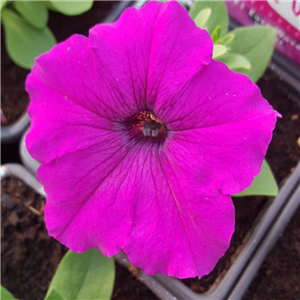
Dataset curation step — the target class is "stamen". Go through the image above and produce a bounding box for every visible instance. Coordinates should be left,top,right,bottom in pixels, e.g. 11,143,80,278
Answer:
125,111,167,144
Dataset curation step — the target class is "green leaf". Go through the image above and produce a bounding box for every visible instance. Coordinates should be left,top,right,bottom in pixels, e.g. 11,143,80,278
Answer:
1,0,9,10
14,1,48,29
190,0,229,38
45,1,58,11
219,32,235,45
1,8,56,69
233,160,278,197
218,53,251,70
213,44,227,58
227,26,277,82
45,249,115,300
46,289,65,300
194,8,212,29
211,25,221,43
49,0,93,16
1,286,16,300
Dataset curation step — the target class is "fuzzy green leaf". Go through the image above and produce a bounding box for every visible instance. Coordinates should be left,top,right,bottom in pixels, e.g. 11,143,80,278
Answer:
1,8,56,69
1,0,9,10
219,32,235,45
233,160,278,197
190,0,228,38
14,1,48,29
1,286,16,300
227,26,277,82
218,53,251,70
211,25,221,43
46,289,65,300
45,249,115,300
49,0,93,16
45,1,57,11
194,8,212,29
213,44,227,58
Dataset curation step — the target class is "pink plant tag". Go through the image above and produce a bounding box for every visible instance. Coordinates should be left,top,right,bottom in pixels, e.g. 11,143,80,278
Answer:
226,0,300,65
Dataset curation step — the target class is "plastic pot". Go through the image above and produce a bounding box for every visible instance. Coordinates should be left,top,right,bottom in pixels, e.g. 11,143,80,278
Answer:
0,163,45,196
1,113,30,144
229,173,300,299
20,129,41,176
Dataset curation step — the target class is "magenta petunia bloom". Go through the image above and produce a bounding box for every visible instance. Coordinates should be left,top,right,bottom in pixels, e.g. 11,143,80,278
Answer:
26,1,278,278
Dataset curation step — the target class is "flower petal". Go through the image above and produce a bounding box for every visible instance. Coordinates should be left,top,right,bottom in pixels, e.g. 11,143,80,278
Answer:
25,1,277,280
26,34,120,164
124,147,235,278
156,61,278,194
89,1,212,111
165,112,276,196
41,137,139,256
41,140,234,278
27,1,213,164
156,60,277,130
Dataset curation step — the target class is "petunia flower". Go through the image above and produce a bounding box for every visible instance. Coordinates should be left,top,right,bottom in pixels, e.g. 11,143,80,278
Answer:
26,1,278,278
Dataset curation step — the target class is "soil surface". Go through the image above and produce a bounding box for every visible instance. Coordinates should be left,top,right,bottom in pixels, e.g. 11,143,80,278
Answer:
243,206,300,300
183,69,300,294
1,1,117,126
1,177,67,300
1,37,29,126
259,70,300,183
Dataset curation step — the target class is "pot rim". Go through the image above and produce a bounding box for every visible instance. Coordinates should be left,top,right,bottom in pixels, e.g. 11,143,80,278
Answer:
1,113,30,144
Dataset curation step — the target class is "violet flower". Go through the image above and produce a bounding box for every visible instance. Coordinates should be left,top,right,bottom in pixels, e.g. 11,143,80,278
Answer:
26,1,278,278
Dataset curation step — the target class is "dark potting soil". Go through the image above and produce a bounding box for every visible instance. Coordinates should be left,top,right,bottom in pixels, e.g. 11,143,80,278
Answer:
1,1,117,126
1,36,29,126
183,69,300,294
1,177,67,300
1,176,160,300
112,264,159,300
243,206,300,300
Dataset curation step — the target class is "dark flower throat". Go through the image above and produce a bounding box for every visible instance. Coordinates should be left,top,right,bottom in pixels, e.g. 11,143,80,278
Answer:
125,111,167,144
